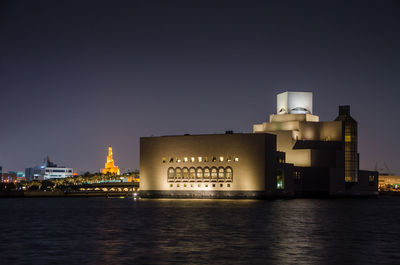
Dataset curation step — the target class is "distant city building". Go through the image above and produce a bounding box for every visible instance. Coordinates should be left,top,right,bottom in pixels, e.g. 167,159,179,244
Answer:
7,171,26,182
1,172,18,183
101,146,120,175
140,91,378,198
25,157,73,181
378,174,400,190
0,169,26,183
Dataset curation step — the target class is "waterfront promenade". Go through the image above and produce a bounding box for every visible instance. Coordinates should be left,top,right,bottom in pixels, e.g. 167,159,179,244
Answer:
0,182,139,197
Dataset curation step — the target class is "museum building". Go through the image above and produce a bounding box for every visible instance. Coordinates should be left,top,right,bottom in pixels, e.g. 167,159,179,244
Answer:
140,91,378,198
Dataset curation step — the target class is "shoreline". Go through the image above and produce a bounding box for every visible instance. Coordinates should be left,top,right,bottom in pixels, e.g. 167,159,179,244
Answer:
0,191,136,198
0,190,395,198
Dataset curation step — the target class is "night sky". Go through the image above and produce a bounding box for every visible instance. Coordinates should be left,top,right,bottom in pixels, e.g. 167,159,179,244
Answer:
1,0,399,174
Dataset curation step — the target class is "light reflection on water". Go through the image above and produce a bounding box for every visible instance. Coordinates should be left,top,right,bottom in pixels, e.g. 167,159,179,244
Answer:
1,197,400,264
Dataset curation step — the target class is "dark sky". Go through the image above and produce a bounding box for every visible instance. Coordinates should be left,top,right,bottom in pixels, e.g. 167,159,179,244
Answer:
1,0,399,174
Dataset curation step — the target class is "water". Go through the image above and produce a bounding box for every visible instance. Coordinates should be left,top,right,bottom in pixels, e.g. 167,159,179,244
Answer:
1,197,400,265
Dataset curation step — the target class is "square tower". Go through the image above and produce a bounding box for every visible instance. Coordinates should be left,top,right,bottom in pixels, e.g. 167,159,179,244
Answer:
277,91,313,115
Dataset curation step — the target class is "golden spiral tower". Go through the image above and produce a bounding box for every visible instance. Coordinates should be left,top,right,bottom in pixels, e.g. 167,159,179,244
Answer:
101,145,120,175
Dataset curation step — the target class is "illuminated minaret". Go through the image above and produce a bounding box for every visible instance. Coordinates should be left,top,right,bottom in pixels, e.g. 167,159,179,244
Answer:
101,145,120,175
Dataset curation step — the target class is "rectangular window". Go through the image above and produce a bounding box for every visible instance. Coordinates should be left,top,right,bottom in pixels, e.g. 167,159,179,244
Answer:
177,184,180,187
212,157,216,162
184,157,188,162
169,158,174,163
184,184,187,187
204,157,209,162
368,175,375,182
170,184,173,187
205,184,208,187
212,184,216,187
294,171,301,181
234,157,239,162
198,184,201,187
227,184,230,187
191,157,195,162
162,157,166,163
191,184,194,188
219,156,224,162
220,184,223,187
198,157,203,162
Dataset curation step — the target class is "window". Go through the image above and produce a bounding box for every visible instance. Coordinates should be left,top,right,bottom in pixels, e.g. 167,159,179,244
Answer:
182,167,189,180
196,168,203,180
162,157,166,163
220,184,223,187
177,184,180,187
191,157,195,162
204,167,210,180
177,158,181,163
204,157,209,162
277,170,284,190
369,175,375,186
227,184,230,187
234,157,239,162
369,175,375,182
294,171,301,181
184,184,187,187
167,167,175,181
175,168,182,180
169,158,174,163
212,157,217,162
212,184,216,187
189,167,196,180
218,167,225,181
211,167,218,180
184,157,188,162
198,184,201,187
198,157,203,162
205,184,208,187
227,156,232,162
170,184,173,187
219,156,224,162
191,184,194,188
226,167,233,181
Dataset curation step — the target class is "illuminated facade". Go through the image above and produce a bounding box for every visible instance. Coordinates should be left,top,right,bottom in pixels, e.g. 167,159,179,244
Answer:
25,157,73,181
378,174,400,190
254,91,377,196
102,146,120,175
140,133,293,198
140,91,378,198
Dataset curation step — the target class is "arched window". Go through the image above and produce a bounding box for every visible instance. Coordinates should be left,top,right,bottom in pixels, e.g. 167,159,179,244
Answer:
211,167,218,181
226,167,233,181
182,167,189,181
196,167,203,180
218,167,225,181
175,168,182,181
204,167,210,181
167,167,175,181
189,167,196,181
